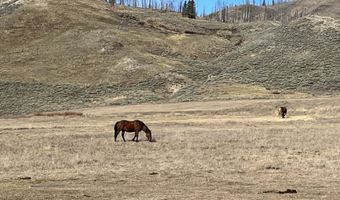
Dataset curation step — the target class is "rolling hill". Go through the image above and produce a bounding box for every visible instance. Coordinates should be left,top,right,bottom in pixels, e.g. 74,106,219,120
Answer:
0,0,339,115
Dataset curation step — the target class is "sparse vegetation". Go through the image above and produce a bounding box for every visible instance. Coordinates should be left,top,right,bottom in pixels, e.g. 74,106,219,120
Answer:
0,0,339,116
1,97,340,199
0,0,340,199
208,0,339,23
33,111,84,117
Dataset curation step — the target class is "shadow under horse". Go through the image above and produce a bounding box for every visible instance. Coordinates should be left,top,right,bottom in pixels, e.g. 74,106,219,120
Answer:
113,120,152,142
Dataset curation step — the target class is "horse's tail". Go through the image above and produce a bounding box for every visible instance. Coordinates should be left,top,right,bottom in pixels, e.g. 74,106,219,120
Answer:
114,122,118,132
113,122,119,141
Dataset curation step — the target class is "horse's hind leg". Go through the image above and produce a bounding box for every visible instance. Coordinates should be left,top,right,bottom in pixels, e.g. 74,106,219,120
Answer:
122,131,126,142
114,130,119,142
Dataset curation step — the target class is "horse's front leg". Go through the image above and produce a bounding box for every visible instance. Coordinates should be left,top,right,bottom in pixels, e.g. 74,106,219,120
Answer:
134,131,139,142
122,131,126,142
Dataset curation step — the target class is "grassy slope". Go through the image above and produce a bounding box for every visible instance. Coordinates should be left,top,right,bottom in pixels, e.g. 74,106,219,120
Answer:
279,0,340,19
0,0,339,115
0,0,239,85
210,16,340,92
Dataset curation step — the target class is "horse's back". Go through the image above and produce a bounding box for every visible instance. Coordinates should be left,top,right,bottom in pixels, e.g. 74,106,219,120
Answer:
279,107,287,113
115,120,129,129
116,120,132,126
116,119,142,124
133,119,146,125
115,120,145,132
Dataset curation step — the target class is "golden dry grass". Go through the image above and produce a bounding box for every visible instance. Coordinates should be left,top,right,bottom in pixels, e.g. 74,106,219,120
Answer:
1,96,340,199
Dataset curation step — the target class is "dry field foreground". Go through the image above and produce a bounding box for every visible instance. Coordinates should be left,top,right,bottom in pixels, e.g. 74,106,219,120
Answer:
1,96,340,199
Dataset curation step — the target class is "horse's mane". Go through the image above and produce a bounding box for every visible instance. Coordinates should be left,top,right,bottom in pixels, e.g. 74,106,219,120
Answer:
136,120,151,132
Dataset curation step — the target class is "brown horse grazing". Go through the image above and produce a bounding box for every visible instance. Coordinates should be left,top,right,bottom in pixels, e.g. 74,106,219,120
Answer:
278,107,287,118
113,120,152,142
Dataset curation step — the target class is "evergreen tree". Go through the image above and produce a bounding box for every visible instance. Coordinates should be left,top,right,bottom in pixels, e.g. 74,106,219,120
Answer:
187,0,196,19
182,1,188,17
192,0,196,18
187,0,192,18
108,0,115,7
262,0,266,6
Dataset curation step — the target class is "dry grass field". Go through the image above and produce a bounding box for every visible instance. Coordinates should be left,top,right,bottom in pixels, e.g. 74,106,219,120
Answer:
1,1,339,199
1,95,340,199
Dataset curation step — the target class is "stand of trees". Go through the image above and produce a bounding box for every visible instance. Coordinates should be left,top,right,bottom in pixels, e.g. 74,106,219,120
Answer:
104,0,198,17
104,0,306,24
206,0,305,24
105,0,181,12
181,0,196,19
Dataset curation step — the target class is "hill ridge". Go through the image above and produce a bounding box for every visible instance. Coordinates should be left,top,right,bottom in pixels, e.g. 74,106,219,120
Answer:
0,0,339,115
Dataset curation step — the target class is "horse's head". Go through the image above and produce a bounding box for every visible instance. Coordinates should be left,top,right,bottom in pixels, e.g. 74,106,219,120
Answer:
140,121,153,142
145,129,152,142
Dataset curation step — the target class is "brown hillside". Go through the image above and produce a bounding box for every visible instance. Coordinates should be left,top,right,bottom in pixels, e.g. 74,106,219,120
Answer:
0,0,339,116
281,0,340,19
209,0,340,23
0,0,241,85
0,0,243,115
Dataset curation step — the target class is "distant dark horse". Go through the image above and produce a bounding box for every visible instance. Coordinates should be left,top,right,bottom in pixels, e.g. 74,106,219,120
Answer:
113,120,152,142
278,107,287,118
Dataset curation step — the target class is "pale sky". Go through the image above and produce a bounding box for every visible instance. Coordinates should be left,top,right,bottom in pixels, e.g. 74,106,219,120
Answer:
187,0,267,15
